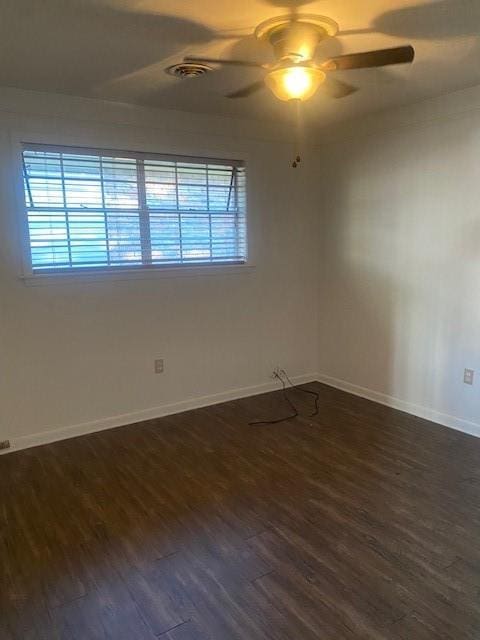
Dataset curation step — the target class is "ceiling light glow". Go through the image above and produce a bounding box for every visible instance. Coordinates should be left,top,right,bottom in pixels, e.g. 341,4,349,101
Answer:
265,64,325,101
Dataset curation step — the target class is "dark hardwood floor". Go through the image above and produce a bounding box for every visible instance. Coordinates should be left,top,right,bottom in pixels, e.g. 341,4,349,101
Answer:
1,382,480,639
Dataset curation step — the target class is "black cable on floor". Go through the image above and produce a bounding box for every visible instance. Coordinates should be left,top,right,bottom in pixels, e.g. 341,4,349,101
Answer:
248,370,320,426
280,368,319,417
248,373,298,426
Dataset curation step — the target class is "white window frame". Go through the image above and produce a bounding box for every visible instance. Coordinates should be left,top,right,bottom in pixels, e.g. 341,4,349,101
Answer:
11,133,254,285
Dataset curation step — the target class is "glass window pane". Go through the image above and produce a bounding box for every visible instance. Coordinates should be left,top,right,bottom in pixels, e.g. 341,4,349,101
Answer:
23,147,246,272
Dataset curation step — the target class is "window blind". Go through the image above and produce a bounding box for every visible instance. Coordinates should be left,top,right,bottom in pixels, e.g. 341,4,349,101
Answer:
22,144,247,274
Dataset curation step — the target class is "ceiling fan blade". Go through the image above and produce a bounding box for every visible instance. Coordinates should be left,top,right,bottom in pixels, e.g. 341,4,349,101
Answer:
184,56,263,68
226,80,266,99
322,77,358,99
323,45,415,71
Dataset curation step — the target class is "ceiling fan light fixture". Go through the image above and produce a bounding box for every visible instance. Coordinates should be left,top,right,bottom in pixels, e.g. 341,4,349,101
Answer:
265,64,325,102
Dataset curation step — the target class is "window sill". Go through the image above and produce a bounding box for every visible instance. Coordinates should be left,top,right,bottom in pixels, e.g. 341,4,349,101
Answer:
21,263,256,286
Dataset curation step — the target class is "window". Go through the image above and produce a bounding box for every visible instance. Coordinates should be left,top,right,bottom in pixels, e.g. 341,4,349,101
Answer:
21,143,247,274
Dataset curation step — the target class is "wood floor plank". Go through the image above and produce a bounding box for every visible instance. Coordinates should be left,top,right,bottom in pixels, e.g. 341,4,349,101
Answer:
164,620,210,640
2,383,480,639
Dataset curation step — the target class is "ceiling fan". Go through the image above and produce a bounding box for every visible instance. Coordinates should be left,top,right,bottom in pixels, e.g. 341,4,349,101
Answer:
180,14,415,102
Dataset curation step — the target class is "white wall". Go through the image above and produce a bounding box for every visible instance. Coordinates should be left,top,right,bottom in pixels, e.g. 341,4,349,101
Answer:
0,88,318,449
4,82,480,452
316,85,480,435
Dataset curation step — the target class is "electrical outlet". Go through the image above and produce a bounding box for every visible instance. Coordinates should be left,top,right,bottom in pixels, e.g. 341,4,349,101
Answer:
464,368,474,385
154,359,164,374
0,440,11,450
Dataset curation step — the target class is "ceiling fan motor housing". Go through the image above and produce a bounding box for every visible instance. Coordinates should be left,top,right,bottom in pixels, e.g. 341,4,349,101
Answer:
255,15,339,62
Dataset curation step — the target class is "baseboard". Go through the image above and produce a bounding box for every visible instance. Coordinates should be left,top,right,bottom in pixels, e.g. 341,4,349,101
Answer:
5,372,478,455
317,372,480,439
2,373,318,455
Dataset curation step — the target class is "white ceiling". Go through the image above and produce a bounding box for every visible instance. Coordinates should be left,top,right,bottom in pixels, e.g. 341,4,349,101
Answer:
1,0,480,127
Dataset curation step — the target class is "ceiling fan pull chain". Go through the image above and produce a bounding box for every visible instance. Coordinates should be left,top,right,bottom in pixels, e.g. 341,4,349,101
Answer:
292,99,303,168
